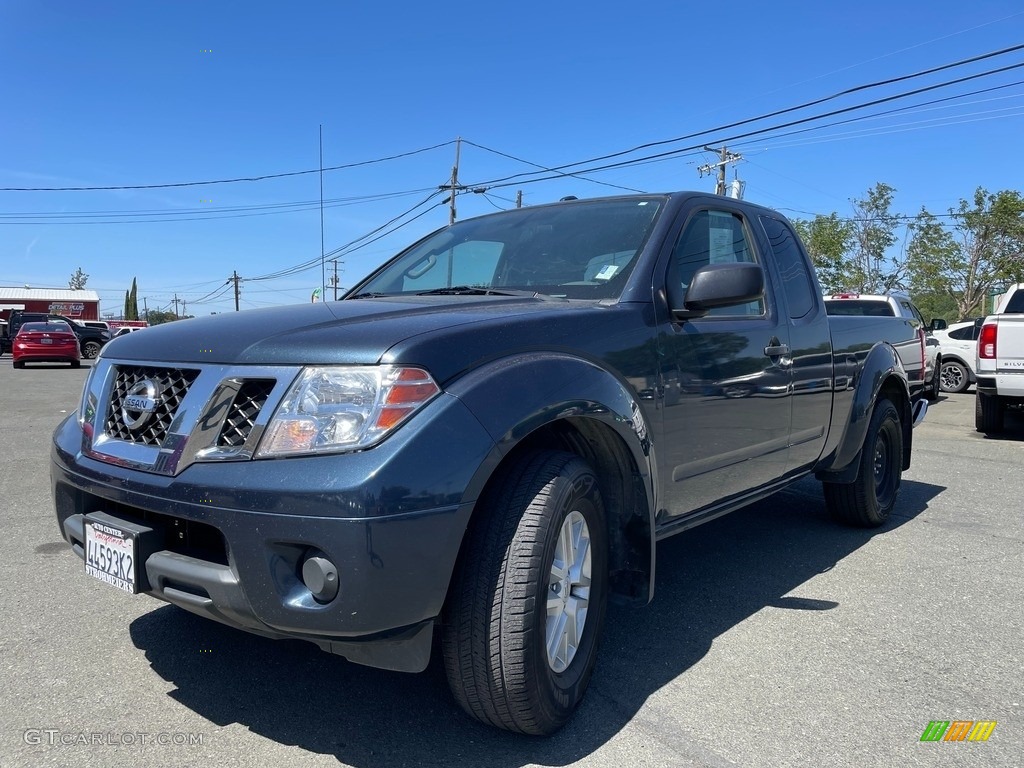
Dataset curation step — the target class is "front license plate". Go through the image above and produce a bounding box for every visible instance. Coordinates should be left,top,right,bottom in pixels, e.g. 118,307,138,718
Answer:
84,518,138,593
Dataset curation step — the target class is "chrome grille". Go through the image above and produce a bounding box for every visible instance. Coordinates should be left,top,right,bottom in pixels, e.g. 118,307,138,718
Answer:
105,366,200,446
217,379,276,447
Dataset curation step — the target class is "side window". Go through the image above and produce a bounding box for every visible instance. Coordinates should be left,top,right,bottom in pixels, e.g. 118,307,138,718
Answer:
899,300,921,325
950,325,982,341
759,216,817,319
672,209,763,316
1004,290,1024,313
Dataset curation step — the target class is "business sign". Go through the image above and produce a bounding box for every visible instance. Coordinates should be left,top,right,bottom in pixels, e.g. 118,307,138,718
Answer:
49,302,86,317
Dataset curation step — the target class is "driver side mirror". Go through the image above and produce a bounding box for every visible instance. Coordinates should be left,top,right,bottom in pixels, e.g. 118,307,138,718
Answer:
672,262,765,321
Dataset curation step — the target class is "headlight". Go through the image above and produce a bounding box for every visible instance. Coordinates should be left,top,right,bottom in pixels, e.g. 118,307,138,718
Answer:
78,366,98,429
257,365,441,457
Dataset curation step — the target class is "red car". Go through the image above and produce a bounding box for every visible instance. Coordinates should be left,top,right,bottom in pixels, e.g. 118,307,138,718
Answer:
12,321,81,369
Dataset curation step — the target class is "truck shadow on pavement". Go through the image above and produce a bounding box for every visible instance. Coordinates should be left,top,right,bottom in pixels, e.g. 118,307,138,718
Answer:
129,476,942,767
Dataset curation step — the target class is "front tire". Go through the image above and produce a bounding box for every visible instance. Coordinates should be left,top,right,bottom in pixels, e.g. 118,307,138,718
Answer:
975,392,1004,434
823,397,903,527
442,450,609,735
940,360,969,394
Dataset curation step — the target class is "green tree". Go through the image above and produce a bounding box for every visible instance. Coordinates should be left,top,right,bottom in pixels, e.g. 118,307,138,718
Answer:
128,278,139,320
68,267,89,289
792,213,855,292
849,183,903,293
907,188,1024,320
123,278,139,320
145,309,178,326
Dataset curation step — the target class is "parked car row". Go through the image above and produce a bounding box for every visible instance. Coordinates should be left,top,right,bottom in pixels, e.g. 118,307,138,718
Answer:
1,310,111,359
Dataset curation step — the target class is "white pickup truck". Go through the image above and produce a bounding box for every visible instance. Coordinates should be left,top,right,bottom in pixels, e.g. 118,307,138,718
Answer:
975,283,1024,434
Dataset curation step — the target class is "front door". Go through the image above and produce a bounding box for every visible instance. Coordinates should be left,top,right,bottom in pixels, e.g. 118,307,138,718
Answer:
655,205,793,520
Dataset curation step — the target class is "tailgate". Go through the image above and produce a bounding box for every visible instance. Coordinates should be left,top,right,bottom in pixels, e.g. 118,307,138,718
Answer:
996,315,1024,370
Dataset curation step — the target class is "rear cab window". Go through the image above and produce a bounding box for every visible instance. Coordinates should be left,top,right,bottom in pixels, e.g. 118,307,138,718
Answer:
824,299,895,317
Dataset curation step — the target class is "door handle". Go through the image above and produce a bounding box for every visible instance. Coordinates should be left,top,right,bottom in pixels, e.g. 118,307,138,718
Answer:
764,343,791,357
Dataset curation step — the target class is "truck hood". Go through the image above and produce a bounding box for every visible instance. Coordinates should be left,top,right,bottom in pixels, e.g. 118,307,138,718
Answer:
101,296,621,379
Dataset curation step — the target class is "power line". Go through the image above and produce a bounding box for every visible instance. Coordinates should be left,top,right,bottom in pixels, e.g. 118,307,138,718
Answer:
460,139,645,193
245,189,446,282
464,43,1024,189
0,188,438,219
0,141,456,192
729,79,1024,152
473,59,1024,192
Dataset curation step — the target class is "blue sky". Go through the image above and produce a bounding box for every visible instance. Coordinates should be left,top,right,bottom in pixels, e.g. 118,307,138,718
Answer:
2,1,1023,317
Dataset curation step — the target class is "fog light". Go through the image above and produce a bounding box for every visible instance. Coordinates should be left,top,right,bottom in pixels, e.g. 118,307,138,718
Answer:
301,553,339,603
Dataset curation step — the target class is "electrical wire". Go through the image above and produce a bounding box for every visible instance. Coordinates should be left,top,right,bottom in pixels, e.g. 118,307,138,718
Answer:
465,44,1024,189
728,79,1024,152
473,60,1024,192
244,189,446,282
460,140,645,193
0,141,456,192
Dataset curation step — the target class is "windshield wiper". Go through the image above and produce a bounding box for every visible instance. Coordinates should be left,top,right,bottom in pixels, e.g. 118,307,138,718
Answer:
347,291,392,299
416,286,549,298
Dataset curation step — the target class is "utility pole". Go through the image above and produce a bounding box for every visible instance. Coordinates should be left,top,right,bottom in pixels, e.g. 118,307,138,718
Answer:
329,259,343,300
697,146,742,196
232,270,241,312
449,137,461,225
143,297,148,322
319,124,326,302
172,295,180,319
516,190,522,209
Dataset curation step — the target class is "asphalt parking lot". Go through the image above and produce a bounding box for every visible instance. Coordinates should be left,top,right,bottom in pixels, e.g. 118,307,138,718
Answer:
0,358,1021,767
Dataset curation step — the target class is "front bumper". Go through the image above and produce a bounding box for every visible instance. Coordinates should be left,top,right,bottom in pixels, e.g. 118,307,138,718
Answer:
51,391,496,672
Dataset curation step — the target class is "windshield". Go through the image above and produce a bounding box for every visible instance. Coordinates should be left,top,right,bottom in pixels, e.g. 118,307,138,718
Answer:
351,197,663,300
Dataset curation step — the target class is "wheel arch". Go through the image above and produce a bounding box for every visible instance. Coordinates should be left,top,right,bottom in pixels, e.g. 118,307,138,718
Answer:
448,353,656,605
817,343,912,483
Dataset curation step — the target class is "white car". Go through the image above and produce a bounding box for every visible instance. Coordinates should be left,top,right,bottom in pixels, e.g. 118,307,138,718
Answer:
932,320,981,393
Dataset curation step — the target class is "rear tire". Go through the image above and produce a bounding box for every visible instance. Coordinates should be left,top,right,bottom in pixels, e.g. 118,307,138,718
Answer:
975,392,1004,434
82,341,101,359
823,397,903,527
925,360,941,401
13,360,24,369
71,360,81,368
442,450,608,735
939,360,969,394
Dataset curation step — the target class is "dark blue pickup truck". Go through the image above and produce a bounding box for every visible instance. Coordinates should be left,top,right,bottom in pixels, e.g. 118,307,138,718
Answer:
51,192,926,735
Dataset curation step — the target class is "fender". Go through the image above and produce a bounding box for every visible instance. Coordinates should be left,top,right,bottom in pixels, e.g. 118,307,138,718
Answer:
815,341,911,483
445,352,657,603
